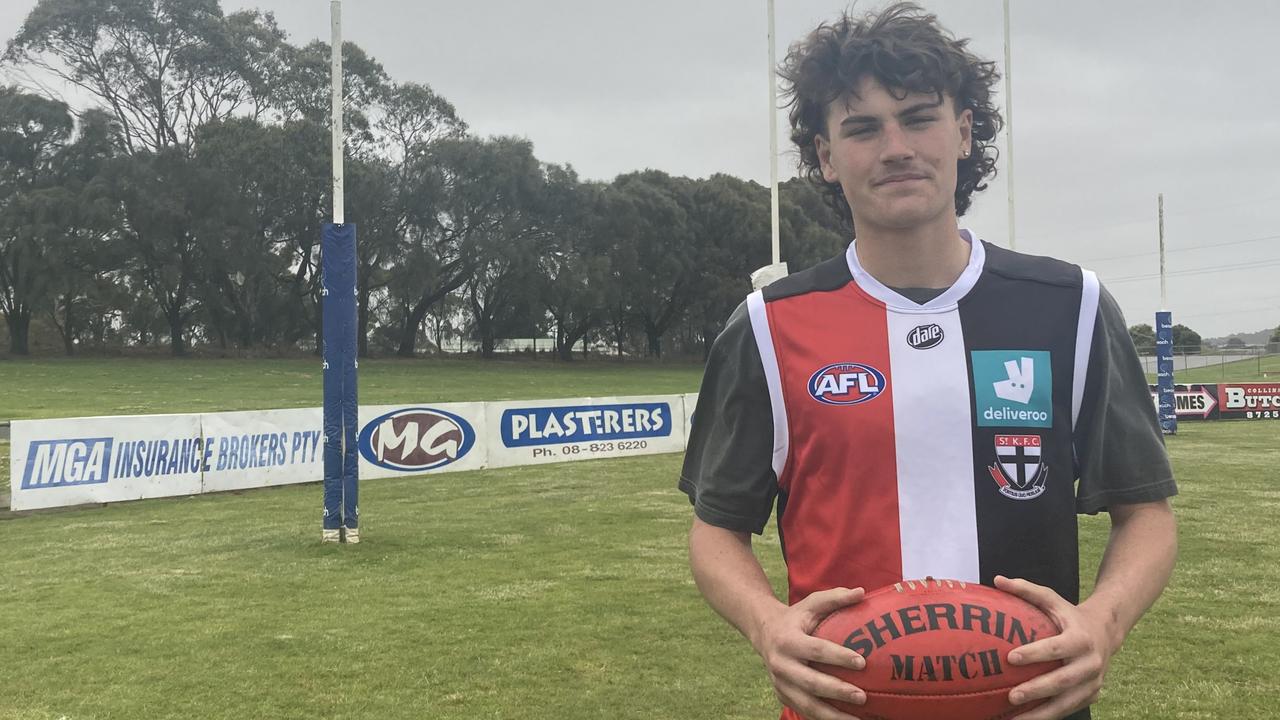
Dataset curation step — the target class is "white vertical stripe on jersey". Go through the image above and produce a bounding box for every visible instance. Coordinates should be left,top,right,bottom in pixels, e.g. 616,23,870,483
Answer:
747,291,789,479
887,309,981,582
1072,270,1101,431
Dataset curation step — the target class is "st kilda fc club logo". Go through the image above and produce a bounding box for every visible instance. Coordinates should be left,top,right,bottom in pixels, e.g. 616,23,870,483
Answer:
988,434,1048,500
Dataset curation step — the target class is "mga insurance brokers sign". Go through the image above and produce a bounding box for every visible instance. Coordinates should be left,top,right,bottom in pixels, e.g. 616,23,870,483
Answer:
8,394,695,512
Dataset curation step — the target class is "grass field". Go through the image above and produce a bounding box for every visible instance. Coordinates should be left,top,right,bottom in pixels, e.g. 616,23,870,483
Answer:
1146,353,1280,384
0,356,705,421
2,359,1278,719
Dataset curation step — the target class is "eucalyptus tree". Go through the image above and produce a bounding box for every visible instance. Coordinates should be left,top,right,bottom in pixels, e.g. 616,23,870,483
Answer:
0,87,73,354
388,136,546,357
537,172,609,361
606,170,699,359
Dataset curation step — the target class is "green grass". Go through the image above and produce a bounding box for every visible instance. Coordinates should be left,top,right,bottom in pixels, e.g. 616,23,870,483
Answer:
0,357,705,421
1,420,1277,718
2,360,1277,717
1145,354,1280,384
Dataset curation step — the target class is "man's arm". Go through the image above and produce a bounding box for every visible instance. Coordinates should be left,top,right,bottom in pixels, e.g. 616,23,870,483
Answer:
998,497,1177,720
689,517,867,720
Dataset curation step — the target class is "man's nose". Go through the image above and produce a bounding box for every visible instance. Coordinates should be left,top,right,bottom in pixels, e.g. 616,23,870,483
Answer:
880,122,914,163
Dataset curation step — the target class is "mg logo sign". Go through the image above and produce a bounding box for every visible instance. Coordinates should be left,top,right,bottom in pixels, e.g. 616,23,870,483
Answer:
358,408,476,471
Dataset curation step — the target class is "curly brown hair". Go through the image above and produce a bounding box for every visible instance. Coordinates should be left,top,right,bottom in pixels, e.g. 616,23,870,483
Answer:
779,2,1003,227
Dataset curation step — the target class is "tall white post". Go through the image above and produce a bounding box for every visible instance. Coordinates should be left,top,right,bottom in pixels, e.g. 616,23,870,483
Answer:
331,1,344,225
768,0,780,265
1003,0,1016,251
1158,193,1166,309
750,0,789,290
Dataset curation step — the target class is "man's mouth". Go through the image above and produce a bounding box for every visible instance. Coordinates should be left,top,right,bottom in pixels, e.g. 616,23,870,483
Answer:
875,173,928,186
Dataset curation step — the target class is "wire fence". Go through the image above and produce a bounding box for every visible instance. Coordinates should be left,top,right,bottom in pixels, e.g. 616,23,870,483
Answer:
1138,348,1279,381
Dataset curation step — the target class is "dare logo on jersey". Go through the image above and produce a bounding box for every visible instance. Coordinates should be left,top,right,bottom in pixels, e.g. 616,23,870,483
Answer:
906,323,944,350
808,362,887,406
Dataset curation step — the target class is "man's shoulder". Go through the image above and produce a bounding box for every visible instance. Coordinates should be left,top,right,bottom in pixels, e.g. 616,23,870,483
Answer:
761,254,853,303
981,240,1084,289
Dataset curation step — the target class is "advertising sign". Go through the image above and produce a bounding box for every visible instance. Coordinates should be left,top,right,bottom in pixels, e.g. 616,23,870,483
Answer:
200,408,325,493
1155,311,1176,434
10,414,204,511
9,395,695,512
356,403,488,479
1147,383,1280,421
1217,383,1280,420
485,395,687,469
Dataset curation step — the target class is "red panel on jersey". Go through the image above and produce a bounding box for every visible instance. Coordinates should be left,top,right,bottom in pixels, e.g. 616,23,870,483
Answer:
766,282,903,603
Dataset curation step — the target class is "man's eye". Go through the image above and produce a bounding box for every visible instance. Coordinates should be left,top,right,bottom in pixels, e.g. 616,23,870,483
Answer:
847,126,876,137
906,116,936,126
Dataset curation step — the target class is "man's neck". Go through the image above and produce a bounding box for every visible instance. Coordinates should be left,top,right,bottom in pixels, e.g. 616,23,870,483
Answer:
852,213,971,289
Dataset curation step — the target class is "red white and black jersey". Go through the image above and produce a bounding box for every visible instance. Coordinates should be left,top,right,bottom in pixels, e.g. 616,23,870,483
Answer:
680,234,1175,711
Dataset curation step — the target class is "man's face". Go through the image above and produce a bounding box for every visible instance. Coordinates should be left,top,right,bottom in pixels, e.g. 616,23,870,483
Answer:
816,76,973,232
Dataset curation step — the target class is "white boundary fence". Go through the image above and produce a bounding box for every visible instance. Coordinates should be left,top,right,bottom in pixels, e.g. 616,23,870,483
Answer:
8,394,696,512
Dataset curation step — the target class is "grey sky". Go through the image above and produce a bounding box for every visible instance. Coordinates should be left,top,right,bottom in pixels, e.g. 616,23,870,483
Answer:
3,0,1278,338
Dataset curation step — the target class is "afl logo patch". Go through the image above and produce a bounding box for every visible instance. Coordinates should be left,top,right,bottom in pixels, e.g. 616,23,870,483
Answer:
907,323,944,349
808,362,887,406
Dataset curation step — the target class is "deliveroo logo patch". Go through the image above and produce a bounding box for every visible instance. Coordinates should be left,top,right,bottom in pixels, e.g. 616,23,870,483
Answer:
972,350,1053,428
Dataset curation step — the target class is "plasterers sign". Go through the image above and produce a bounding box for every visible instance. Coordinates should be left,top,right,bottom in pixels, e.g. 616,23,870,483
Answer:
485,395,687,468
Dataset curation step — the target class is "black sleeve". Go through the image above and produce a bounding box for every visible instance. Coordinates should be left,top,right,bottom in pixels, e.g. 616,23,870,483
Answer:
1074,285,1178,514
678,300,779,534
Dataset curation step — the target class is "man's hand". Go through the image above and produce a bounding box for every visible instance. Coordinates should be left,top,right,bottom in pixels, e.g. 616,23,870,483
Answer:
995,575,1115,720
752,586,869,720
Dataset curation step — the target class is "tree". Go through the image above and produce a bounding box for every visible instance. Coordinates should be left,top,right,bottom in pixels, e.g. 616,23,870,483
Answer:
779,177,850,270
685,174,769,359
0,87,73,354
6,0,288,154
189,117,307,350
39,109,120,355
109,148,211,354
1128,323,1155,354
6,0,299,354
607,171,698,358
536,169,608,361
1171,324,1201,355
386,136,545,357
1269,325,1280,354
464,230,546,359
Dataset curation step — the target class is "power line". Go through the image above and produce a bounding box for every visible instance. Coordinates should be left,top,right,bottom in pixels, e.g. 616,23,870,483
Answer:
1104,256,1280,284
1079,233,1280,265
1177,300,1280,321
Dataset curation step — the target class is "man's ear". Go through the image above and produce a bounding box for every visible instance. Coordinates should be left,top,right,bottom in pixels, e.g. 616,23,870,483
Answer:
816,134,839,183
958,108,974,155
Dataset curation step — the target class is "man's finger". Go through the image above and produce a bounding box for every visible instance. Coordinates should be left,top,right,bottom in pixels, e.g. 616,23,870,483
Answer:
798,586,866,618
799,634,867,670
777,655,867,705
994,576,1070,617
775,677,864,720
1008,630,1084,665
1010,685,1092,720
1008,662,1094,706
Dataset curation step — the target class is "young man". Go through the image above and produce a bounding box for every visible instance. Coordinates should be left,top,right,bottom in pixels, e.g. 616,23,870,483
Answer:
679,4,1177,720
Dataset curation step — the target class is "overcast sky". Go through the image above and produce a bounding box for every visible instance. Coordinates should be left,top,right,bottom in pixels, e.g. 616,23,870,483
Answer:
3,0,1278,338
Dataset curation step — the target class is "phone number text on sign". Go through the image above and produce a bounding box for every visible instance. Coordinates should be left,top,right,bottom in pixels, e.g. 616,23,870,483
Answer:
531,440,651,460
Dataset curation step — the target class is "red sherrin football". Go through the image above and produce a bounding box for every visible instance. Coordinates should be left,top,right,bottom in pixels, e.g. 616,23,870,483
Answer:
813,578,1062,720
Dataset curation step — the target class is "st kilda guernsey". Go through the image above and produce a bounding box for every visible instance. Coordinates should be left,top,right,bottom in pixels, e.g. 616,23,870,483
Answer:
681,232,1176,610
